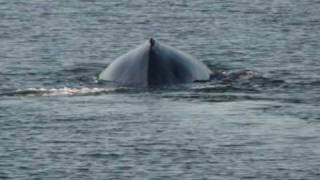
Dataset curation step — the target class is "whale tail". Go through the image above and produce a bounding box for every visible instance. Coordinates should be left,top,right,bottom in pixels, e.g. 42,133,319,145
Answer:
99,39,212,87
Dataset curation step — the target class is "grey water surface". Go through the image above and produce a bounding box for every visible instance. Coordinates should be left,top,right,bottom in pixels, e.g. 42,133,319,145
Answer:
1,0,320,179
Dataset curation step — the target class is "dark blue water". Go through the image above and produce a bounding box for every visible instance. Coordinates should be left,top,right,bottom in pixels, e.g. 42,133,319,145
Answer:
1,0,320,179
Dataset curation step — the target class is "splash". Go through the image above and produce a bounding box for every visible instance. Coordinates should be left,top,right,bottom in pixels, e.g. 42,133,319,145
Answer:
12,87,118,97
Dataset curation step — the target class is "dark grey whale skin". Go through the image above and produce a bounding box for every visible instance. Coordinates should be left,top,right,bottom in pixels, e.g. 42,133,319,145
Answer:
99,38,212,87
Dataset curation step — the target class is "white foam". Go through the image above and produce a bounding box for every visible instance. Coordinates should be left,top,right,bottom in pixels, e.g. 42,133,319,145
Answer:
15,87,116,96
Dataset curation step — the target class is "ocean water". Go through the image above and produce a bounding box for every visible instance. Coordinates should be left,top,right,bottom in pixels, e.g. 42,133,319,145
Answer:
1,0,320,179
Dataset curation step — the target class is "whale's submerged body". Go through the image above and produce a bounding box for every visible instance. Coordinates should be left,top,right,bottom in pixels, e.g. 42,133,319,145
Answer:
99,38,212,87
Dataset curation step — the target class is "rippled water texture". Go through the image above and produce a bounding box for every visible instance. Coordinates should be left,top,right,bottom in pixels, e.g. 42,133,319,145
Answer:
1,0,320,179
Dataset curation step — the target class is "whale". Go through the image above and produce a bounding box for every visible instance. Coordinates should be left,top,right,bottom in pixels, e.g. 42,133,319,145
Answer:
99,38,212,87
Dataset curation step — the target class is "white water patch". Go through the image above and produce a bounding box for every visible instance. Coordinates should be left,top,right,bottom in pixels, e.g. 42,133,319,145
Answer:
14,87,117,96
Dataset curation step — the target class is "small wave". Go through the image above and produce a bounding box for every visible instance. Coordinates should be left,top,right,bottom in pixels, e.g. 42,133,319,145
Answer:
3,87,119,97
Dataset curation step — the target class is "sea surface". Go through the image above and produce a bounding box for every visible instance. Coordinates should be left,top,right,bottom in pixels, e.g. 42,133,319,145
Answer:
1,0,320,179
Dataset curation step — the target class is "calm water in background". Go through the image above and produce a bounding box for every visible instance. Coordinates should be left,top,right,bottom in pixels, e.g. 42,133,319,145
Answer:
1,0,320,179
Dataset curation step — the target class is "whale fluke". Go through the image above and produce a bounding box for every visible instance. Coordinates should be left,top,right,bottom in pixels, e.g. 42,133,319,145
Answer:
99,39,212,87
